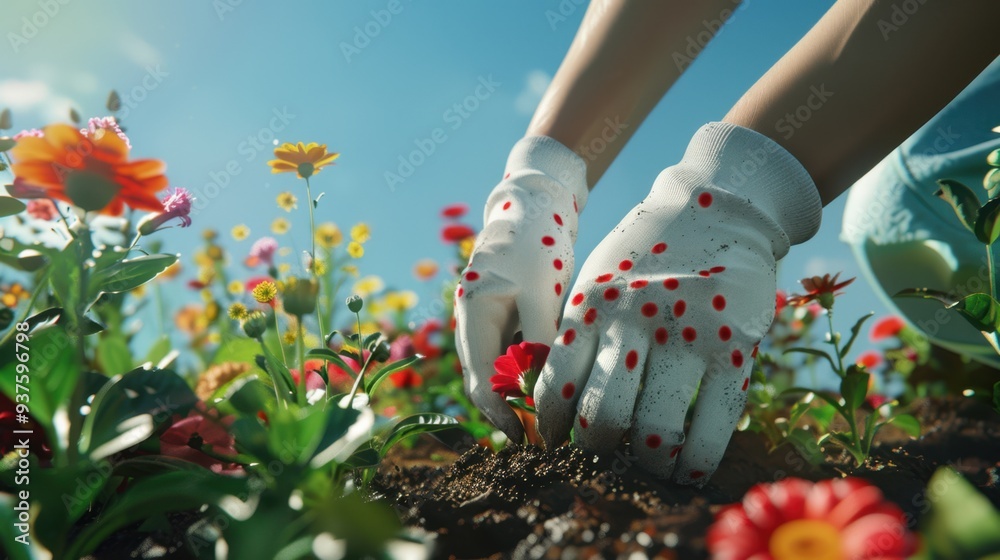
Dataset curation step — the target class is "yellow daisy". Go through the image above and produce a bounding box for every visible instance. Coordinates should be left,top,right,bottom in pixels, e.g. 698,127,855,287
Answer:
352,275,384,297
227,280,244,295
347,241,364,259
350,223,371,243
232,224,250,241
277,192,298,212
252,280,277,304
341,264,359,277
316,222,343,248
268,142,339,179
228,302,249,320
272,217,291,235
459,237,475,260
383,290,418,312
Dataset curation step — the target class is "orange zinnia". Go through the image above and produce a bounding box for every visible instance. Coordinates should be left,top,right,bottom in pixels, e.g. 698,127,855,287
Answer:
267,142,339,179
9,124,167,216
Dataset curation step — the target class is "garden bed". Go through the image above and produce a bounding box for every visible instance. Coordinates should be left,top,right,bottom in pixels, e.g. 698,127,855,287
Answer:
373,396,1000,559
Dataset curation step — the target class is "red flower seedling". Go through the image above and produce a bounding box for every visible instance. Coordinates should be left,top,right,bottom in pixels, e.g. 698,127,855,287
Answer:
490,341,550,407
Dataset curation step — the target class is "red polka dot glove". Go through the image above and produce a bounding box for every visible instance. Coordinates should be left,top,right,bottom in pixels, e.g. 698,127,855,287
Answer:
455,136,589,442
534,123,822,485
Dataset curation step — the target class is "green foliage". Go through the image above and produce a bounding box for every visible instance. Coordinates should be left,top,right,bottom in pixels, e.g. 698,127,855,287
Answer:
913,468,1000,559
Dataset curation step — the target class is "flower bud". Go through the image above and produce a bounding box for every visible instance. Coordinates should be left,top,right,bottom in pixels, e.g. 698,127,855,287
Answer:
283,276,318,317
243,311,268,339
346,295,363,313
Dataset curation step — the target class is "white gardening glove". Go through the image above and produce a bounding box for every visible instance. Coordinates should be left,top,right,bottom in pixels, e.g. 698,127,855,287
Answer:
455,136,589,442
535,123,822,485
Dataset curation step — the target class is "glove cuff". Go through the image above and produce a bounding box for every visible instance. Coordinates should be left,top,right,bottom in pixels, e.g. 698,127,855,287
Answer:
680,122,822,246
499,136,590,212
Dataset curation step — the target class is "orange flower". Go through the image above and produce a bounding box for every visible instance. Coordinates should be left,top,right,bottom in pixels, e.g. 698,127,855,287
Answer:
9,124,167,215
267,142,339,179
413,259,439,281
787,273,855,310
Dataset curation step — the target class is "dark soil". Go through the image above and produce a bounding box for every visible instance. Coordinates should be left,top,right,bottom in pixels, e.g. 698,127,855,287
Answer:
76,397,1000,559
371,397,1000,559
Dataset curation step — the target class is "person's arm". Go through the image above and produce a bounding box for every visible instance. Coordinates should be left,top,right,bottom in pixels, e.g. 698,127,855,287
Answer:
528,0,745,187
724,0,1000,205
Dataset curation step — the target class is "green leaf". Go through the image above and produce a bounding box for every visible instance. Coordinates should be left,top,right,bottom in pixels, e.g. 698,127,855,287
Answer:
935,179,981,232
96,334,132,375
64,170,121,212
993,381,1000,414
142,335,172,366
310,406,368,468
887,413,921,437
106,90,122,112
893,287,958,306
305,347,358,381
918,467,1000,558
0,494,39,560
80,367,198,460
48,239,83,317
379,413,458,455
975,197,1000,245
988,148,1000,168
780,388,846,414
806,401,838,432
211,375,275,416
90,253,178,298
784,346,838,372
365,355,421,395
0,325,77,460
0,109,11,130
986,168,1000,195
0,137,14,152
267,406,329,466
260,344,295,402
840,371,870,411
950,293,1000,333
0,196,26,218
112,455,207,478
63,470,248,560
785,427,824,465
840,312,875,359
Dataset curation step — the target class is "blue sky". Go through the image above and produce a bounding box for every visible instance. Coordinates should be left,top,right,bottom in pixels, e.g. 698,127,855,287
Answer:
0,0,892,376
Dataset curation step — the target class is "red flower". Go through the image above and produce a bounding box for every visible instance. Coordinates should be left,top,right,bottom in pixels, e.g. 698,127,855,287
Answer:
775,290,787,316
856,350,882,370
441,223,475,244
708,477,916,560
490,341,550,406
412,320,442,359
26,199,58,221
290,359,329,391
870,316,905,341
159,410,240,474
787,273,855,310
440,203,468,219
390,368,423,389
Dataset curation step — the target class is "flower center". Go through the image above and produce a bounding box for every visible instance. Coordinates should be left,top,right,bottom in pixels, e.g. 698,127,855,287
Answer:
770,519,842,560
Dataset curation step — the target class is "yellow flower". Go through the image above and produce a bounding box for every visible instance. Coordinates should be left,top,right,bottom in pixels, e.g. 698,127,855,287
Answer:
232,225,250,241
309,258,328,275
160,261,182,279
347,241,364,259
383,290,418,312
228,280,244,295
350,223,371,243
278,263,291,275
272,217,291,235
413,259,438,281
353,275,384,297
302,333,320,348
175,304,209,335
130,284,146,299
316,222,343,248
206,245,224,262
1,283,28,308
197,267,215,285
202,229,218,241
229,302,249,320
268,142,339,179
282,329,298,345
277,192,298,212
252,280,277,304
341,264,359,277
193,250,213,268
459,237,475,260
205,301,220,322
200,289,214,303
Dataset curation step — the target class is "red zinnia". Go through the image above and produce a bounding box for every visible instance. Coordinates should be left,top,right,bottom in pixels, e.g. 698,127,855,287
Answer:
870,316,905,341
856,350,882,370
708,477,917,560
787,273,855,310
159,410,240,474
441,223,476,244
390,368,424,389
490,341,550,406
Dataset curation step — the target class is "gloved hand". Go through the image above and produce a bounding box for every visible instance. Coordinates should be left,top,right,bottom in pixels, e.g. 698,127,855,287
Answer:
455,136,589,442
534,122,822,485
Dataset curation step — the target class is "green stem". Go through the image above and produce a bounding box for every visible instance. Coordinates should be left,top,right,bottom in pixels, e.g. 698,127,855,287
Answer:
273,311,287,364
827,310,846,377
67,227,93,465
0,269,49,349
296,316,306,406
988,242,999,306
304,177,325,340
344,312,367,407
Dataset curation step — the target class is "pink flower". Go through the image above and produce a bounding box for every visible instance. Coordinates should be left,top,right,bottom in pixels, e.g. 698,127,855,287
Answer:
490,341,550,406
708,477,917,560
290,359,330,391
870,316,905,341
247,236,278,267
440,203,468,219
26,199,57,221
81,116,131,149
12,129,43,140
856,350,882,370
159,410,240,474
441,223,475,243
138,188,195,234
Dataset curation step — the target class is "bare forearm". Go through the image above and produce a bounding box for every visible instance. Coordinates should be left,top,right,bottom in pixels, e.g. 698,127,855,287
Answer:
528,0,743,187
724,0,999,205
